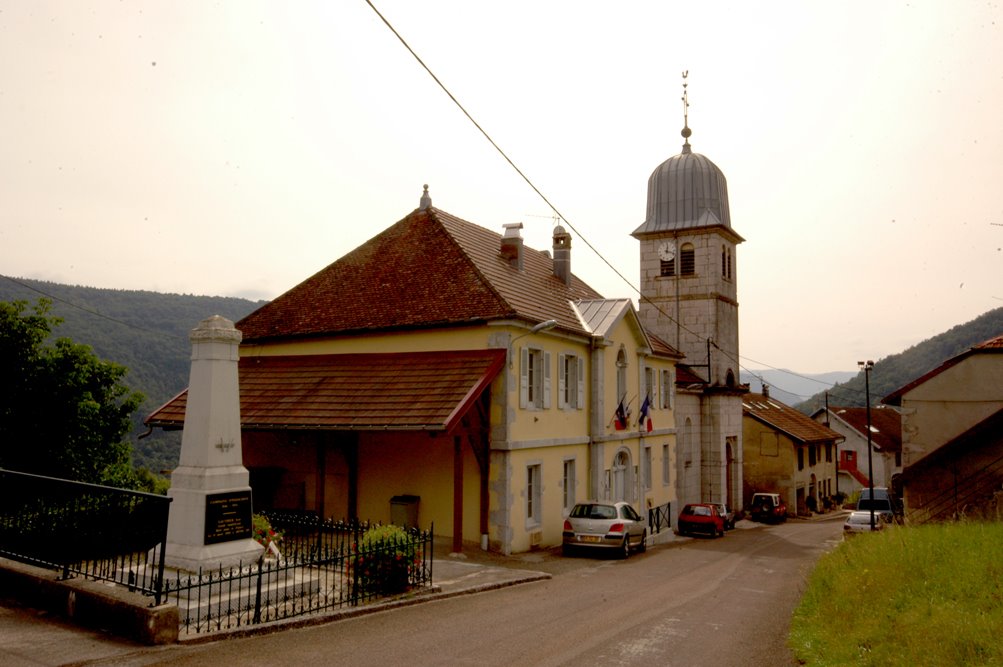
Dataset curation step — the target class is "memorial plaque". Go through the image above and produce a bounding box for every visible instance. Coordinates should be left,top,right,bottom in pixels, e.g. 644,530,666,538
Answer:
204,490,253,544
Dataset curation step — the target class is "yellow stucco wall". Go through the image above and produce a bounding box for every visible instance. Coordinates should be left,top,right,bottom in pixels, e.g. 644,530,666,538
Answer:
239,318,678,553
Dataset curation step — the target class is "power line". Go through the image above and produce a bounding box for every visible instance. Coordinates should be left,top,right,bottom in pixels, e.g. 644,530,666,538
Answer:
365,1,863,400
2,275,183,342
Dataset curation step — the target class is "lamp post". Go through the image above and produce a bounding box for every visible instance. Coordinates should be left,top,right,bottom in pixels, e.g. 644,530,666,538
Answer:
858,360,875,530
508,319,557,368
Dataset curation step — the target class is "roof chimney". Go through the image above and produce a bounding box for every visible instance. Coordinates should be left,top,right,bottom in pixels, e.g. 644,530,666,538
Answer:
762,383,770,399
501,223,524,270
552,225,571,285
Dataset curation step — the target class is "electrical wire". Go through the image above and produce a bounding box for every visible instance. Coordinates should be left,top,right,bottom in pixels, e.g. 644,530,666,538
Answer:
365,0,857,402
2,274,183,341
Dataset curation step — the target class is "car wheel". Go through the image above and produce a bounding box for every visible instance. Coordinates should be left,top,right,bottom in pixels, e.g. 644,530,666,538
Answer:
562,544,575,557
619,537,630,559
637,530,647,553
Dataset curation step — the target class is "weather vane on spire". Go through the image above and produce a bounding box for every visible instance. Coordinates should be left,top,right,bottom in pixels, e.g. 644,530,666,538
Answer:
681,70,692,153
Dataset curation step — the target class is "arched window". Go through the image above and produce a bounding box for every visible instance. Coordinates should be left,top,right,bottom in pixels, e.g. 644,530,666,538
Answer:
721,245,727,277
616,347,628,403
680,243,696,276
726,369,736,387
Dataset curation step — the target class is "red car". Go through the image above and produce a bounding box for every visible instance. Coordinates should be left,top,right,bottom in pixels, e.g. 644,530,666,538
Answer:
677,503,725,538
749,492,788,523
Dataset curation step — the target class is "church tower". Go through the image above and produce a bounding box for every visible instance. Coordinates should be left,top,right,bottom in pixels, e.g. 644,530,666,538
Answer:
632,74,745,509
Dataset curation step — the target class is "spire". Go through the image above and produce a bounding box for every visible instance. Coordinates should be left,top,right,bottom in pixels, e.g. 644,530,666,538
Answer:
680,70,692,155
419,184,431,210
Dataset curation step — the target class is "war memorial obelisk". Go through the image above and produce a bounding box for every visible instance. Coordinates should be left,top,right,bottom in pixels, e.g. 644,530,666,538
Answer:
164,315,262,571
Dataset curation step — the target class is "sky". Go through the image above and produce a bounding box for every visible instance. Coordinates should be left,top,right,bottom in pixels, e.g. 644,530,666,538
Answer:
2,1,1001,378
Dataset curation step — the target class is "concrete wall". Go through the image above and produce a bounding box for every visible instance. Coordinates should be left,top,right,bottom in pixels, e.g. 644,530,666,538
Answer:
0,557,179,645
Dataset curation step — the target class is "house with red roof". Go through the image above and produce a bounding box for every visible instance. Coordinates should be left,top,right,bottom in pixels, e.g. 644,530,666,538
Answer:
881,334,1003,523
742,387,842,516
811,405,902,497
147,188,682,555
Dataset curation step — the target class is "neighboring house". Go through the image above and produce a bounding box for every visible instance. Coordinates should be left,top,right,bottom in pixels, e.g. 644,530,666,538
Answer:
882,334,1003,523
742,388,842,515
811,405,902,497
147,190,681,555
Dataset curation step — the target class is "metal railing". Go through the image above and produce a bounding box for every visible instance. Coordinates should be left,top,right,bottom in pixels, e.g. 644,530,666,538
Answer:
0,468,171,604
648,502,671,535
163,513,434,636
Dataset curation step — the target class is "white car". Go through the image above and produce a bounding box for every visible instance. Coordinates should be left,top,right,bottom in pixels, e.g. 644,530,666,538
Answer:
843,510,891,537
562,501,648,558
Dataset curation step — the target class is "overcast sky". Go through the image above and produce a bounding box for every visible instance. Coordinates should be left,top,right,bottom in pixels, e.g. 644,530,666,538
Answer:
2,2,1001,381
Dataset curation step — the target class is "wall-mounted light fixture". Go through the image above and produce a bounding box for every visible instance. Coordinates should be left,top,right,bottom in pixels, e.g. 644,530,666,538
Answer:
508,319,557,368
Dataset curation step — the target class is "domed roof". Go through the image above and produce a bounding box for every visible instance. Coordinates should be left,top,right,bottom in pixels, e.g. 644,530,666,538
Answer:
632,144,732,237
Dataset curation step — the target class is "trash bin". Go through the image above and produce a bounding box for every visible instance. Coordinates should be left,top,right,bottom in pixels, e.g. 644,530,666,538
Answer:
390,495,420,529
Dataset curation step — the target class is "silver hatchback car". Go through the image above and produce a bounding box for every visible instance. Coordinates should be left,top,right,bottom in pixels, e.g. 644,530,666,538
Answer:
562,501,648,558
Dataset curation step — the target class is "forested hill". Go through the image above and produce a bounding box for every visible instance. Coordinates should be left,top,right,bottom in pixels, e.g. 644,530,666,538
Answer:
796,305,1003,414
1,275,265,473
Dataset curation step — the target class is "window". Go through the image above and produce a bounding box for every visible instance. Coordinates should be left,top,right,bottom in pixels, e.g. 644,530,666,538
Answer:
721,245,727,277
808,444,817,467
798,446,805,471
643,366,656,408
680,243,696,276
558,353,584,410
643,446,652,490
727,249,733,280
660,369,674,409
562,459,576,513
527,464,542,524
659,257,675,277
520,347,551,409
616,347,628,405
825,443,832,463
662,444,670,485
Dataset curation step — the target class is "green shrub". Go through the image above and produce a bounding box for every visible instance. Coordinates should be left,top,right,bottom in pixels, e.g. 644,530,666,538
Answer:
350,524,421,596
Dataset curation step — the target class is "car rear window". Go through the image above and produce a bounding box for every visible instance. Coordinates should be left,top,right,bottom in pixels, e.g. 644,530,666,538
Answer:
571,504,616,520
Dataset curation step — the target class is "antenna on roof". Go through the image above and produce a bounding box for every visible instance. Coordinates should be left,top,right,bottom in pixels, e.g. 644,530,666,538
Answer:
681,70,692,154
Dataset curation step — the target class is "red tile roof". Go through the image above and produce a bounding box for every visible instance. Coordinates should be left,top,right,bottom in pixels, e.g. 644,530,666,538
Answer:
828,406,902,453
144,349,505,433
236,207,603,343
743,392,842,444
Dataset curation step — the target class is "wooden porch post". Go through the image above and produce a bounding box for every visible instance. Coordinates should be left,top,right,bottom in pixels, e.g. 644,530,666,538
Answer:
345,434,358,521
453,435,463,553
315,435,326,517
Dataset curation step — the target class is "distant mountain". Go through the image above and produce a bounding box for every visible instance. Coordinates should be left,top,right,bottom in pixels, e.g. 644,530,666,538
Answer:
5,274,1002,470
740,369,857,407
0,275,265,474
793,305,1003,414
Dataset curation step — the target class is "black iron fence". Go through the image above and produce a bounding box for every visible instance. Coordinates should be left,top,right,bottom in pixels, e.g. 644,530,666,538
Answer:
648,502,671,535
163,512,434,636
0,468,171,603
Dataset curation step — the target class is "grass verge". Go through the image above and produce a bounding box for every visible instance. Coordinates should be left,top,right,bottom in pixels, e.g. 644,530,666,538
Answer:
790,521,1003,666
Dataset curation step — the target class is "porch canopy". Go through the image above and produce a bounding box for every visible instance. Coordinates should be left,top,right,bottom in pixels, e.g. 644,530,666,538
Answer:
145,349,506,434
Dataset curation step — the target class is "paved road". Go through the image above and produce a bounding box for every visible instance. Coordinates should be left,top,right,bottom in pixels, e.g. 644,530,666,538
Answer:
45,516,842,667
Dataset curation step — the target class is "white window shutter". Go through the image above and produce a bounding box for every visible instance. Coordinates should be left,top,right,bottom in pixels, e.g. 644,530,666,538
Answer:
520,347,529,408
543,351,552,409
576,356,585,410
557,353,567,409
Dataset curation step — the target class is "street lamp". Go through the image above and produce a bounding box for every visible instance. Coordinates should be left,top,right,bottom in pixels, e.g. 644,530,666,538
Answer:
858,360,875,530
508,319,557,368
